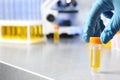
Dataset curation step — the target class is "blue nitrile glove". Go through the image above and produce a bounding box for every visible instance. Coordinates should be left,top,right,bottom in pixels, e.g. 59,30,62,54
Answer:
82,0,120,44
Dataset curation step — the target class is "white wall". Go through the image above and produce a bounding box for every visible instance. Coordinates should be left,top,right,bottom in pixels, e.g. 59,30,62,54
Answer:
78,0,96,27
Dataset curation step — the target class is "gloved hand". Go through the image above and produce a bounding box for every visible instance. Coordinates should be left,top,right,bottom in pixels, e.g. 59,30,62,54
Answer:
82,0,120,44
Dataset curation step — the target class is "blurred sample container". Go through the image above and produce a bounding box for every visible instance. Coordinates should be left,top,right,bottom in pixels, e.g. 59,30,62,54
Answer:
54,26,60,43
0,21,45,44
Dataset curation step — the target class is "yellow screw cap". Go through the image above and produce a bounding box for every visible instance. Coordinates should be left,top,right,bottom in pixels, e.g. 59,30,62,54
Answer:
90,37,102,44
54,26,60,30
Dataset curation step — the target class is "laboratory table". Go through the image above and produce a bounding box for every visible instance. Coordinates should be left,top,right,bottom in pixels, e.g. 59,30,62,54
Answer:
0,37,120,80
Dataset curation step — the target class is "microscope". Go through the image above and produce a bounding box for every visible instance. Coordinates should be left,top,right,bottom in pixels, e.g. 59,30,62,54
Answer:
41,0,81,36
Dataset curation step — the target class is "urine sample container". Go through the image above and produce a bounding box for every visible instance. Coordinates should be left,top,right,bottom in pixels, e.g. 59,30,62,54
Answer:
54,26,60,43
11,26,16,39
21,26,27,40
38,25,43,38
89,37,102,71
30,25,38,40
1,26,7,38
0,21,44,44
6,26,11,38
30,26,35,40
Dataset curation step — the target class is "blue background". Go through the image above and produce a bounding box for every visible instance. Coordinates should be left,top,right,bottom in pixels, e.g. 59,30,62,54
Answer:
0,0,41,20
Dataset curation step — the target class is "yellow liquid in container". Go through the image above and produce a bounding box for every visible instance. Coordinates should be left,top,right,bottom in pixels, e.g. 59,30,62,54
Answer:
17,26,22,39
16,26,27,40
38,25,43,38
21,26,27,40
54,31,59,43
34,26,38,39
1,25,43,41
54,26,60,43
11,26,16,39
90,48,101,70
7,26,11,38
36,26,39,39
30,25,43,40
1,26,7,38
30,26,35,40
2,26,16,39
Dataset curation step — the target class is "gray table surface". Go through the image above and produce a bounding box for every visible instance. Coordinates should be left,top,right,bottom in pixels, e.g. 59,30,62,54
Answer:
0,37,120,80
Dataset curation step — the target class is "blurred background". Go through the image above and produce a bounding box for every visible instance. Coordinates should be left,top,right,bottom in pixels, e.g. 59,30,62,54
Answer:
0,0,96,32
0,1,120,80
0,0,110,43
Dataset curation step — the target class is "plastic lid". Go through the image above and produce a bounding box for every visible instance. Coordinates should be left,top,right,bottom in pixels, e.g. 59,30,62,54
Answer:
90,37,102,44
54,26,60,30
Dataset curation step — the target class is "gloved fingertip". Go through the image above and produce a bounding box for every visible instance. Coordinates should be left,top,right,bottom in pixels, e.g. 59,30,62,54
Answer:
100,34,108,44
82,33,89,43
100,31,112,44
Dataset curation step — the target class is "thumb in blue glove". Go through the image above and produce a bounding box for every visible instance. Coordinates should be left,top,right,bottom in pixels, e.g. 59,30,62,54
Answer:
82,0,120,44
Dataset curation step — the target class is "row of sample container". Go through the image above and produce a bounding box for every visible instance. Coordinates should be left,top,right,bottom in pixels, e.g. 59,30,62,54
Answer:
0,21,45,44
